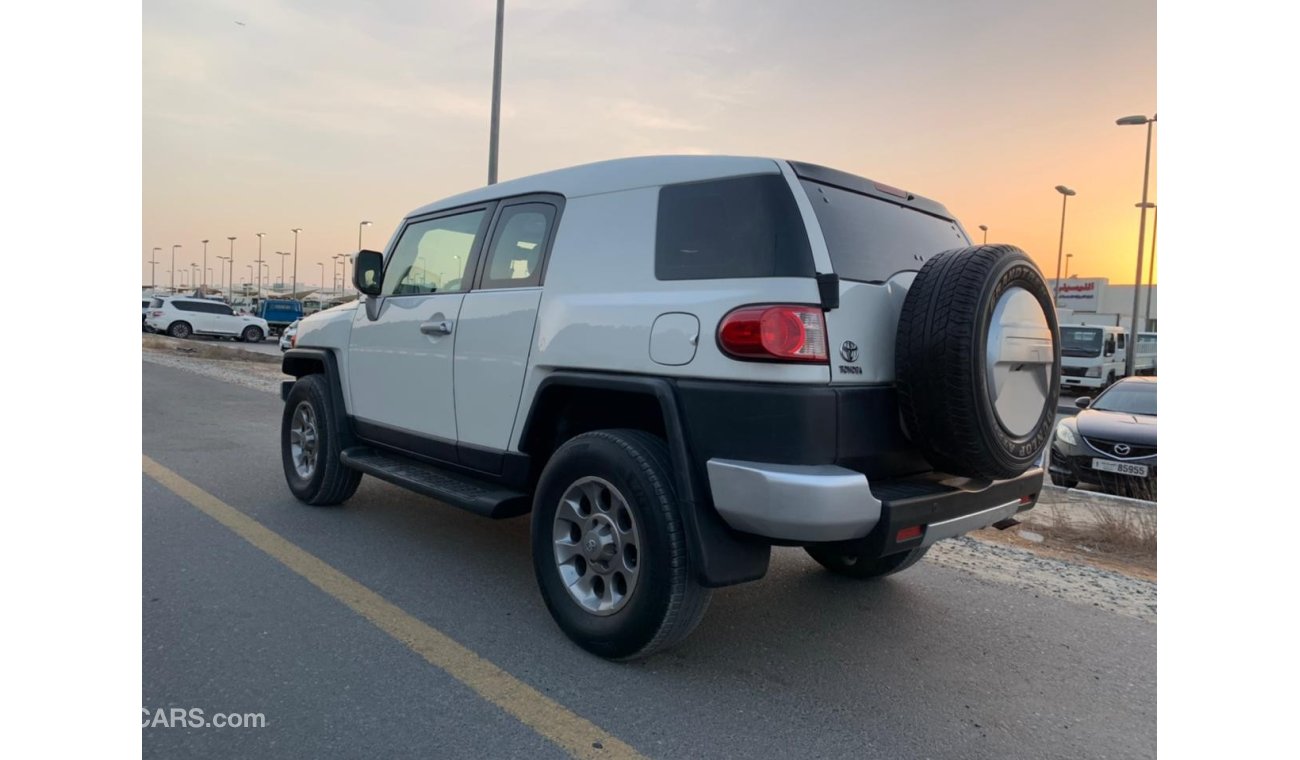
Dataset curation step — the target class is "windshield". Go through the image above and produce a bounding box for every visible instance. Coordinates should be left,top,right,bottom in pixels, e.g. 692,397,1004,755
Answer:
1092,383,1157,416
799,180,967,283
1061,327,1102,358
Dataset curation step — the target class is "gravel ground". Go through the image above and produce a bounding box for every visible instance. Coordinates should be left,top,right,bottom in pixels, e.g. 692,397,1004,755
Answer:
142,350,285,395
142,349,1157,623
929,536,1156,623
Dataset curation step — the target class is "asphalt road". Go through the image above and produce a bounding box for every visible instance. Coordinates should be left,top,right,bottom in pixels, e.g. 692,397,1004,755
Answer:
142,362,1154,759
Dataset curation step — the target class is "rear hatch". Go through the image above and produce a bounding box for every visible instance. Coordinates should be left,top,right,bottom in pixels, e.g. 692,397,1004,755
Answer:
788,162,970,384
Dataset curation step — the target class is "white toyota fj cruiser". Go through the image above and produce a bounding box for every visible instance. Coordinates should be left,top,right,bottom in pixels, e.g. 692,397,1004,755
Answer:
280,156,1060,660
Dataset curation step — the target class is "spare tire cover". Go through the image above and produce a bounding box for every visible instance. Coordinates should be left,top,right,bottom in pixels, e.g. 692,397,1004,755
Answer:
895,245,1059,480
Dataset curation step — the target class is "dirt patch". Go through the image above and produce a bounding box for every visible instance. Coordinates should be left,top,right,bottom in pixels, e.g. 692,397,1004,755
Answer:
971,495,1156,581
143,333,279,364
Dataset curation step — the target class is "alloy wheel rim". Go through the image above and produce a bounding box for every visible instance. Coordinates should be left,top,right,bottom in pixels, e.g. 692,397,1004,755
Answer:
552,476,641,616
289,401,319,479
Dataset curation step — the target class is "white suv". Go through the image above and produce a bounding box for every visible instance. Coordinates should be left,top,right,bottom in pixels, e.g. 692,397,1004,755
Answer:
279,156,1061,659
147,296,270,342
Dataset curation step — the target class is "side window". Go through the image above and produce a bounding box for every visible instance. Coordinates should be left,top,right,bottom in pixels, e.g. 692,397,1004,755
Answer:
214,303,235,316
383,209,487,296
1104,336,1116,356
1117,333,1126,350
480,203,555,289
173,301,196,312
656,174,814,281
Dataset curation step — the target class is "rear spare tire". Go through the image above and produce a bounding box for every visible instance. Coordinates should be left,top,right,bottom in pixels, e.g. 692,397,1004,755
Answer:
895,245,1059,480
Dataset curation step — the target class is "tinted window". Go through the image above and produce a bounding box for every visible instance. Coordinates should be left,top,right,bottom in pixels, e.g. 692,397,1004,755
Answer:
1093,383,1157,416
172,300,199,312
213,303,235,316
1062,327,1102,357
801,180,967,283
481,203,555,289
384,209,487,296
656,174,814,281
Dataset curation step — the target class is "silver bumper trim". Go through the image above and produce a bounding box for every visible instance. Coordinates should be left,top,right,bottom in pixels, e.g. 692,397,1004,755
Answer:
920,498,1023,547
705,459,881,542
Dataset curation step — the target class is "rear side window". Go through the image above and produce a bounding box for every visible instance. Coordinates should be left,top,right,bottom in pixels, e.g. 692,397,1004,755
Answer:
150,298,164,308
801,180,968,283
656,174,814,281
172,300,198,312
481,203,556,289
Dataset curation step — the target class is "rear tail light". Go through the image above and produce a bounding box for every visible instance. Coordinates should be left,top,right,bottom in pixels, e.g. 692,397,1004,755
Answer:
151,310,163,317
717,305,828,363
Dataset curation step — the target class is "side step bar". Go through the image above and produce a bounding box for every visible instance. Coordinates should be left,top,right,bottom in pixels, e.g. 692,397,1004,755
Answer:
340,447,531,519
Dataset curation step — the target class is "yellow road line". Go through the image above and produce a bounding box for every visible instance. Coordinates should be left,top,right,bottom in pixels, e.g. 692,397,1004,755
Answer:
143,455,645,760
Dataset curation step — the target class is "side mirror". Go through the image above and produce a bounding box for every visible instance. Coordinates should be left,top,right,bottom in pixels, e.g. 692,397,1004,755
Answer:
1075,396,1091,409
353,250,383,296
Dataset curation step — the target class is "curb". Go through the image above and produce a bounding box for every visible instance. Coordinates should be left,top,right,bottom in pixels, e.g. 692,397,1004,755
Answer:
1041,483,1156,510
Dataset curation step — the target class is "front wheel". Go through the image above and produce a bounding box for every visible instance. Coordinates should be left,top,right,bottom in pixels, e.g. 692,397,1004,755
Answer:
242,326,264,343
532,429,711,660
281,374,361,506
805,544,930,579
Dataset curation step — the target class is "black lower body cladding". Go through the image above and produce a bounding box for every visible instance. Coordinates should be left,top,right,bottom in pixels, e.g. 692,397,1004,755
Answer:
895,245,1061,480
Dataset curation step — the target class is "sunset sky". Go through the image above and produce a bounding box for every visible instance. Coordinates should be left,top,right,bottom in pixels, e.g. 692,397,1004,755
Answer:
143,0,1156,290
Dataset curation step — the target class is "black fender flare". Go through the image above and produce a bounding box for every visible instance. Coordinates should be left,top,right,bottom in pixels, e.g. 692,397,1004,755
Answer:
521,372,771,587
281,348,356,448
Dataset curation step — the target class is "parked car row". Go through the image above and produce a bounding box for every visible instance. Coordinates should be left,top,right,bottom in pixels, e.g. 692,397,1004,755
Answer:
144,296,271,343
1049,376,1157,499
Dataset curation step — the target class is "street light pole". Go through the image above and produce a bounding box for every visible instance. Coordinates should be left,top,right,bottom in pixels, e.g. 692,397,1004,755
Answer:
255,232,266,298
978,224,988,245
171,244,181,291
150,247,161,290
201,239,209,290
291,228,302,299
1117,114,1156,371
487,0,505,184
1053,185,1076,300
358,220,372,250
227,237,237,300
1144,204,1158,330
1065,254,1073,279
217,255,229,297
317,262,325,290
276,251,290,288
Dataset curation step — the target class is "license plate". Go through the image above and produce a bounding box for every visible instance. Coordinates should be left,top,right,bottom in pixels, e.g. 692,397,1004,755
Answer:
1092,458,1148,477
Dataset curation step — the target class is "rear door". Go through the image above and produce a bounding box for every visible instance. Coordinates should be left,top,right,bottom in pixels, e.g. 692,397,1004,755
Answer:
347,204,495,461
787,166,970,384
453,196,560,471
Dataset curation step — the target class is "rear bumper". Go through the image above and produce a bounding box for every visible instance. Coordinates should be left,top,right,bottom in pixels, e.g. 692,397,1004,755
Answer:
706,458,1042,547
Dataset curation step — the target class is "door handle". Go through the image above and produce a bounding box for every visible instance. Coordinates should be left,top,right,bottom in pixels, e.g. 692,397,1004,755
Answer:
420,319,454,336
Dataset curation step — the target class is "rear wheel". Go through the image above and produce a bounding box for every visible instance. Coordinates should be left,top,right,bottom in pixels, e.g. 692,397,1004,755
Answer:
167,321,192,339
281,374,361,506
532,429,710,660
805,545,930,579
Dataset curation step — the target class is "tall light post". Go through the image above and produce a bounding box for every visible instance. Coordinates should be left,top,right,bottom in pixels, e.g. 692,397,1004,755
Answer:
200,239,210,289
291,228,302,298
255,232,266,297
1118,113,1156,370
1140,203,1158,330
217,255,230,297
276,251,290,289
171,244,182,291
1065,253,1073,279
150,247,161,290
358,220,372,250
978,224,988,245
333,254,344,293
1052,185,1076,300
317,262,325,290
487,0,505,184
227,237,237,299
190,263,199,290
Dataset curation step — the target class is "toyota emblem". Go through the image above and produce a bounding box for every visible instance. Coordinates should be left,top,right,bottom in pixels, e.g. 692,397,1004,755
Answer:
1113,443,1131,456
840,340,859,363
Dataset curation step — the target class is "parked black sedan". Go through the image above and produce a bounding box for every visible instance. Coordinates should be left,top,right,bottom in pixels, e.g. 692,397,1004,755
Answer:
1049,377,1157,498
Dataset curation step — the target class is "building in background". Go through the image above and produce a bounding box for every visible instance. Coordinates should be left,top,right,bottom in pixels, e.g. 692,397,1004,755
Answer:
1049,277,1157,333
